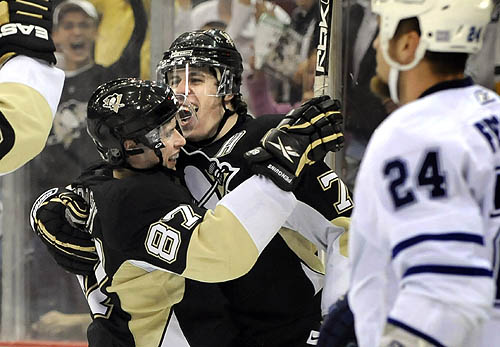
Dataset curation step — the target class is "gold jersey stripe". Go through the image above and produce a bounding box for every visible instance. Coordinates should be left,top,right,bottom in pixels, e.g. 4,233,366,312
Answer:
183,205,259,282
109,262,185,347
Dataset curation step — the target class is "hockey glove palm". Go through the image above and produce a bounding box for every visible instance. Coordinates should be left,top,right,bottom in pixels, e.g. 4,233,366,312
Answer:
30,188,98,275
244,96,343,191
0,0,56,65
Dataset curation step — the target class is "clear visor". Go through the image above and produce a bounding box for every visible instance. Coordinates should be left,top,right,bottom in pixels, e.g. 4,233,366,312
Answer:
143,105,199,147
158,62,235,97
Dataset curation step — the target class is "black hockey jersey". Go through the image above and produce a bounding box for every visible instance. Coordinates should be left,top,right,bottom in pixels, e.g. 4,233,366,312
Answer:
78,164,299,347
173,113,353,346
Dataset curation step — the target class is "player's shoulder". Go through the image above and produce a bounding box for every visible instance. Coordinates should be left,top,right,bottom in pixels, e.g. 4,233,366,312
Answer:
243,114,283,134
369,85,500,159
92,170,192,244
229,114,284,148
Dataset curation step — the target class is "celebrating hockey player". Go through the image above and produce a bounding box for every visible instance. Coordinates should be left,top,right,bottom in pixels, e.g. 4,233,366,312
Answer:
0,0,64,174
319,1,500,347
31,76,342,346
32,28,351,346
158,28,351,346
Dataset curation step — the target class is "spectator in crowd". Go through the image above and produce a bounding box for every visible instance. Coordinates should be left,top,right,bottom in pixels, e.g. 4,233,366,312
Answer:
342,0,396,191
246,48,317,116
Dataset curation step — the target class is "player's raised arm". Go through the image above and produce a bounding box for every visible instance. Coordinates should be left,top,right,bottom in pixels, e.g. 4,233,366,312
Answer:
0,0,64,174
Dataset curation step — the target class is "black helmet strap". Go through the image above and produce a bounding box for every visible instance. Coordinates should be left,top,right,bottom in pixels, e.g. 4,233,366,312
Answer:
189,101,235,147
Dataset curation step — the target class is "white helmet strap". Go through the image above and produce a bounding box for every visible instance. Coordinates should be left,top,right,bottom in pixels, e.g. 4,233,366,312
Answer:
388,67,400,104
380,31,428,104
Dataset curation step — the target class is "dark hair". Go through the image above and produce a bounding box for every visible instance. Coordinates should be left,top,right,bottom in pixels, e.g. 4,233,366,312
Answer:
394,17,467,75
230,93,248,117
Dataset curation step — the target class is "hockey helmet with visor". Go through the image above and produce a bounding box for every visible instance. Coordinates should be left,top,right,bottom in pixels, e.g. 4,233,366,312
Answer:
157,29,244,98
87,78,195,165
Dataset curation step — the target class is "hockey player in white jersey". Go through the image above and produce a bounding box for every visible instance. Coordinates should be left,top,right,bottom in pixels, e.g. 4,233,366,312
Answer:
320,0,500,346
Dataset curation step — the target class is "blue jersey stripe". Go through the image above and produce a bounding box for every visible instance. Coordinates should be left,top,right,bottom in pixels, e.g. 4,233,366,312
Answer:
387,318,445,347
403,265,493,278
392,233,484,259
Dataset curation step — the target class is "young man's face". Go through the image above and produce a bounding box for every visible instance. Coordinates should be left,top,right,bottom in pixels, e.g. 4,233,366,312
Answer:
159,118,186,169
53,10,98,70
168,66,229,142
133,118,186,170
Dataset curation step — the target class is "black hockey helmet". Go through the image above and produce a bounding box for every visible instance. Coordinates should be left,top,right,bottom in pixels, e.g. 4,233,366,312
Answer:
157,29,244,95
87,78,180,166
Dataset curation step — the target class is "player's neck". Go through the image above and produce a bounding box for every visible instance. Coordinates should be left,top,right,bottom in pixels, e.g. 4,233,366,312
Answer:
213,112,239,142
399,61,465,105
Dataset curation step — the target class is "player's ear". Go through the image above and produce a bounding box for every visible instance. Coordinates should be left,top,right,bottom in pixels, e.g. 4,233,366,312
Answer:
123,139,137,150
397,30,420,65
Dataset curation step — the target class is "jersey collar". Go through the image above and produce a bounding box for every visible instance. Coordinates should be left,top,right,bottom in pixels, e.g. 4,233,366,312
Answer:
419,76,474,99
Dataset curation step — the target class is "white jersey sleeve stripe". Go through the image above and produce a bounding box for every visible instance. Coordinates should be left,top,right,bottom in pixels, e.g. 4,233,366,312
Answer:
387,318,445,347
392,232,484,259
402,265,493,278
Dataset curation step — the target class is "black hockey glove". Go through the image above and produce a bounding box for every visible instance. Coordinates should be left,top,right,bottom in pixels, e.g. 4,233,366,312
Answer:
30,187,98,275
244,96,343,191
317,294,358,347
277,95,344,154
0,0,56,65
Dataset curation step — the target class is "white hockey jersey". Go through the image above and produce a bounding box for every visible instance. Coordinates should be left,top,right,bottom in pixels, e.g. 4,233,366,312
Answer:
348,78,499,347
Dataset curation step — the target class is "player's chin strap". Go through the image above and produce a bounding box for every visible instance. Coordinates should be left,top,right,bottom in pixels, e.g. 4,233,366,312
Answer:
382,37,427,105
388,67,400,104
189,101,236,147
124,146,165,171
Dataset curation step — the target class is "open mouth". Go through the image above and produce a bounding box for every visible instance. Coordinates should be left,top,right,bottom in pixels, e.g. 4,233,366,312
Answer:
168,153,179,161
69,42,87,51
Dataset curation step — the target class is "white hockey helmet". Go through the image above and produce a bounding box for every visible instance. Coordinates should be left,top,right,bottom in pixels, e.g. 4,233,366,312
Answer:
372,0,493,71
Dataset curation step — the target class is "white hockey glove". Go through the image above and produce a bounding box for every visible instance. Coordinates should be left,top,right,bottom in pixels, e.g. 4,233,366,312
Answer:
30,187,98,275
244,96,343,191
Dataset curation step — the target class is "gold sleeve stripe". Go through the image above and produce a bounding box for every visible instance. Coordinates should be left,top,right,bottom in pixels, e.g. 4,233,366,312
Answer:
36,219,97,254
0,83,52,174
331,217,350,257
183,205,259,282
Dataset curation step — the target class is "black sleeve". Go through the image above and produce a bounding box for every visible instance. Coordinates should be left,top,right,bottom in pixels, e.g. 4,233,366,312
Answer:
294,161,353,221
